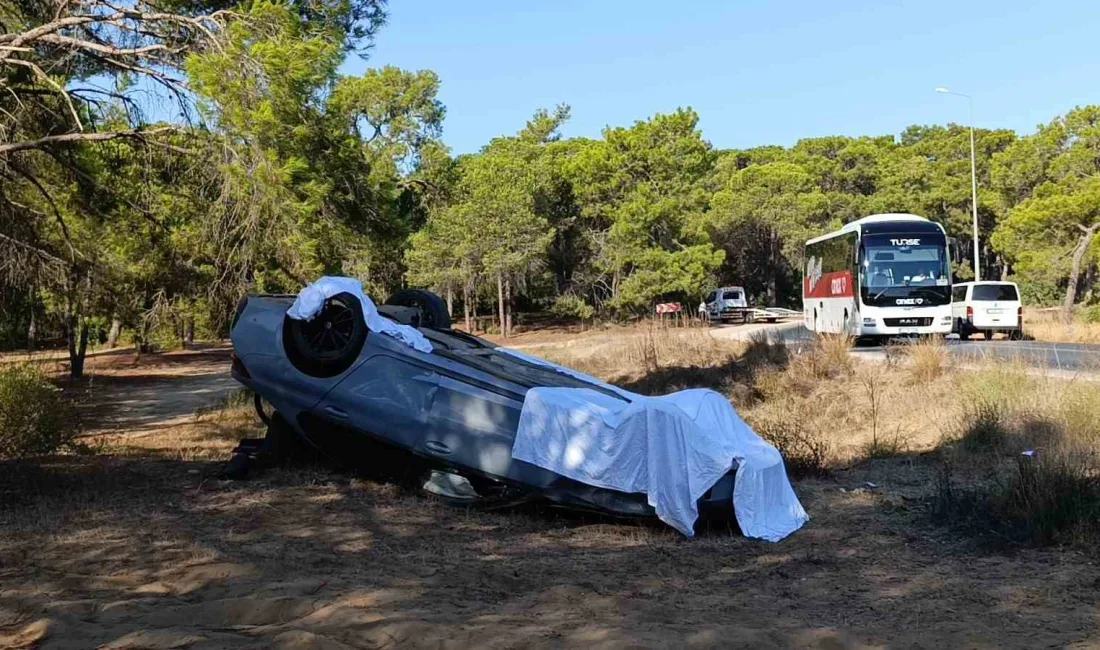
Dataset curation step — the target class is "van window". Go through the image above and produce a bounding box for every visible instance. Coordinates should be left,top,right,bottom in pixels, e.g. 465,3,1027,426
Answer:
972,284,1018,301
951,285,967,302
722,289,741,300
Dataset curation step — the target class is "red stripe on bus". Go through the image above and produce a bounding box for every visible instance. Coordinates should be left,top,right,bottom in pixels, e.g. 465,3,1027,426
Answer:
804,270,855,299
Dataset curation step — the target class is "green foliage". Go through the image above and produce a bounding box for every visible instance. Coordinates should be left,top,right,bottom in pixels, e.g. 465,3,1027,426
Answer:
4,0,1100,355
550,293,596,321
993,107,1100,303
0,365,78,460
564,109,722,312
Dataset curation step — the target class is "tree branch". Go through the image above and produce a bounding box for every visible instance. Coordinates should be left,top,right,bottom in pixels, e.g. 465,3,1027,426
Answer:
0,127,178,155
4,59,84,131
5,162,78,262
33,33,176,57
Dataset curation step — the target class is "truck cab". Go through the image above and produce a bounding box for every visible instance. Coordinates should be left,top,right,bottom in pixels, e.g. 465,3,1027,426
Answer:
705,286,752,324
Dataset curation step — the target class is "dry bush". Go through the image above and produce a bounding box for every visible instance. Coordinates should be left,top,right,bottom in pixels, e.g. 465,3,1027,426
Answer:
0,364,79,459
1023,309,1100,344
794,334,854,379
935,367,1100,546
905,336,951,383
750,415,829,477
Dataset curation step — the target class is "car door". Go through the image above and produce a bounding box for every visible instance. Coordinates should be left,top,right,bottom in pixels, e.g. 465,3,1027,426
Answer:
309,350,438,454
950,285,966,322
704,290,718,318
419,370,526,479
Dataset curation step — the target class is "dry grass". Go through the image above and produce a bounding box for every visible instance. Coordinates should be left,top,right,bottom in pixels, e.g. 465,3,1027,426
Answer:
934,366,1100,546
536,323,752,394
903,335,952,383
535,327,951,472
1024,309,1100,344
98,388,263,461
6,331,1100,646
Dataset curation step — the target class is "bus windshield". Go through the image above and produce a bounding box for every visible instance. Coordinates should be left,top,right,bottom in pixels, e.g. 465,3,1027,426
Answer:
859,234,951,305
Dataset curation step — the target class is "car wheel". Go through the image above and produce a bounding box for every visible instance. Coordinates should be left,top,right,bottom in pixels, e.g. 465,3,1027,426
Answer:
385,289,451,329
983,330,994,341
1009,328,1023,341
957,320,969,341
283,291,368,378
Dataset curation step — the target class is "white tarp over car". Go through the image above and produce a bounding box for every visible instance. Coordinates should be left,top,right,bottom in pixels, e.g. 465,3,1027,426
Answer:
286,276,433,354
504,349,808,541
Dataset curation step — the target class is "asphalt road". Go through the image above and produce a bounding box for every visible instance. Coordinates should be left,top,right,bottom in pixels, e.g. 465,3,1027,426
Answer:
715,321,1100,372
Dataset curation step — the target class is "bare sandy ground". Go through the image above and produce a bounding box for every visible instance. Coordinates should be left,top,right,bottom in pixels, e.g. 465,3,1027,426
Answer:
2,344,1100,649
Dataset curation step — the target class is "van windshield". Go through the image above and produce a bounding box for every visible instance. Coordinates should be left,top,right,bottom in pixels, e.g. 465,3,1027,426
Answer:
972,284,1018,301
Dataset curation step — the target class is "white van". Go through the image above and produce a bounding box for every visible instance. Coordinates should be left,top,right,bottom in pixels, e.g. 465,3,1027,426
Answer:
951,281,1023,340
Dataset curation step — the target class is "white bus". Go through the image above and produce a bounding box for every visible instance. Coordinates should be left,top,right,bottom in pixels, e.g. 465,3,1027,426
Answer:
803,214,953,338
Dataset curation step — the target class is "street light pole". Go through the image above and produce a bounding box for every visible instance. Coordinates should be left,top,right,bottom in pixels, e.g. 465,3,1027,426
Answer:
936,87,980,282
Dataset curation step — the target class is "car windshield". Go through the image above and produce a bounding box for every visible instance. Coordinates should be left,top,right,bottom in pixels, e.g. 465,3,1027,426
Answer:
722,290,740,300
860,235,950,292
972,284,1018,301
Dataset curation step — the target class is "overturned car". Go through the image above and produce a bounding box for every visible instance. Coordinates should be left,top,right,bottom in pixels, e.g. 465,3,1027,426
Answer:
229,277,807,540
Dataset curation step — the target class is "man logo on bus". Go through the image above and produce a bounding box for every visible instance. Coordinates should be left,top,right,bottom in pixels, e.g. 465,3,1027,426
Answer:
890,238,920,246
806,256,822,292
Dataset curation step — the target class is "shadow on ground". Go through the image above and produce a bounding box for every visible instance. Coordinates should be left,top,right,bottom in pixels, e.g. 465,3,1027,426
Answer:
2,450,1096,650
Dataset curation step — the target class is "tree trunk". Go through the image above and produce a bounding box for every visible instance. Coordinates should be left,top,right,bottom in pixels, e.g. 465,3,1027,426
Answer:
472,291,479,332
26,308,36,352
134,317,151,358
1083,262,1098,302
107,316,122,349
68,315,89,380
463,285,472,332
1064,224,1099,323
446,286,453,318
185,317,195,345
504,277,513,338
496,272,507,338
767,228,779,307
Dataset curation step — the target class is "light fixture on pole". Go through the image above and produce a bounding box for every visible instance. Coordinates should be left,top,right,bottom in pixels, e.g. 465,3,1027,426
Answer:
936,87,980,281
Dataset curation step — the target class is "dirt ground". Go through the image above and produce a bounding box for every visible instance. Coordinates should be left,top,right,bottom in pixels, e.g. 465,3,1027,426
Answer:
3,346,1100,649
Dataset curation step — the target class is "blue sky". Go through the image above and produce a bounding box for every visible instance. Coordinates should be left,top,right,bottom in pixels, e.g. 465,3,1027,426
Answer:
342,0,1100,154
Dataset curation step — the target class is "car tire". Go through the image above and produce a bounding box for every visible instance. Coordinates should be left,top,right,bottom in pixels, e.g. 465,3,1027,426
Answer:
283,291,368,378
957,319,969,341
983,330,994,341
385,289,451,329
1009,328,1023,341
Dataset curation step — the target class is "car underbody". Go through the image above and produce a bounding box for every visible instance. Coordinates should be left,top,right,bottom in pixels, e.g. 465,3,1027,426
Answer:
227,288,740,533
